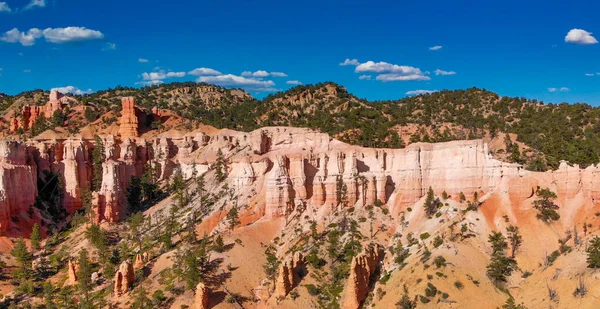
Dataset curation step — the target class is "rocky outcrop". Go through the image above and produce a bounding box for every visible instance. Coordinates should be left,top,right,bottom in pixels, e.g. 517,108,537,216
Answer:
194,282,209,309
118,97,139,138
66,259,78,285
274,252,305,299
114,261,134,296
10,90,74,132
342,245,383,309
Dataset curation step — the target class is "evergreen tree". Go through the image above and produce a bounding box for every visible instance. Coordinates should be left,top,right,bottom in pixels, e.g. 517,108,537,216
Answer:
396,284,417,309
506,225,522,258
226,207,240,232
533,188,560,222
126,176,143,213
215,149,227,182
11,238,32,280
92,135,105,191
77,249,93,306
263,245,279,283
30,223,41,251
141,163,159,201
486,232,516,283
586,236,600,268
424,187,437,217
131,286,152,309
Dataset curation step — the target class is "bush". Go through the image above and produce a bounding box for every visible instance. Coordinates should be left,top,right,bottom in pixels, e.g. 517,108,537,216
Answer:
454,281,464,289
305,284,320,296
425,282,437,297
433,256,447,268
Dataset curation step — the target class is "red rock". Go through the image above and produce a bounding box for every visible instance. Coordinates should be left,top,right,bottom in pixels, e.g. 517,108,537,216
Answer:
66,259,78,285
194,282,209,309
274,252,305,299
118,97,139,138
342,245,383,309
114,261,134,296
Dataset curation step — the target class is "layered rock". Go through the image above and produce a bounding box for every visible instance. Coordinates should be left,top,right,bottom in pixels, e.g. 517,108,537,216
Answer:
194,282,209,309
114,261,134,296
118,97,139,138
274,252,305,299
342,245,383,309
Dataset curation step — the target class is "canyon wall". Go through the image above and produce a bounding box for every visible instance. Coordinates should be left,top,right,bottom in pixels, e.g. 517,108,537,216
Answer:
1,99,600,236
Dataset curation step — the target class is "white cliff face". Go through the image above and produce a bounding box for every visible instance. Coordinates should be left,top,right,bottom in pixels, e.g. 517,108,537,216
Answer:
0,126,599,236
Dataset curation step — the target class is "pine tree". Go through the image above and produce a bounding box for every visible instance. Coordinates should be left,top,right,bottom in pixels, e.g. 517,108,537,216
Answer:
126,176,143,213
30,223,41,251
486,232,516,283
77,249,93,306
424,187,437,217
11,238,32,280
586,236,600,268
215,149,227,182
506,225,522,258
396,285,417,309
263,245,279,283
92,135,105,191
226,207,240,232
533,188,560,222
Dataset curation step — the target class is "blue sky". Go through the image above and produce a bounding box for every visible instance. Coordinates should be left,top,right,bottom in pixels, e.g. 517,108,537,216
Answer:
1,0,599,104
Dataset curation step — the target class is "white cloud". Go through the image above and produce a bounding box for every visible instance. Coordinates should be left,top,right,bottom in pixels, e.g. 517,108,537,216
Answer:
359,75,372,80
241,70,270,77
340,58,359,66
585,73,595,76
197,74,276,92
0,2,11,12
43,27,104,43
429,45,442,51
548,87,570,92
138,58,149,63
565,29,598,45
376,73,431,81
136,80,164,86
1,27,104,46
24,0,45,10
406,90,438,96
435,69,456,76
286,80,302,85
1,28,42,46
271,72,287,77
142,70,186,81
188,67,222,76
52,86,93,95
23,69,31,73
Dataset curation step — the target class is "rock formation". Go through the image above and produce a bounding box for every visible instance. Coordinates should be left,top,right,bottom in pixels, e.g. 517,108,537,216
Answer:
118,97,139,138
274,252,305,299
114,261,134,296
194,282,209,309
10,90,74,132
341,245,383,309
66,259,78,285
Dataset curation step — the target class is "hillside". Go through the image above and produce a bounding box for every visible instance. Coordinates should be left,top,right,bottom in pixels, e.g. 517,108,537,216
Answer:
2,82,600,170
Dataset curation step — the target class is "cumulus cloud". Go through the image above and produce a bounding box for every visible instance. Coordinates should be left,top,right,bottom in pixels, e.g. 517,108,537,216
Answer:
565,29,598,45
197,74,276,92
240,70,287,78
429,45,442,51
188,67,222,76
24,0,45,10
340,58,359,66
339,59,430,81
271,72,287,77
376,73,431,81
435,69,456,76
52,86,93,95
548,87,570,92
142,70,186,81
286,80,302,85
0,2,11,12
406,90,438,96
1,27,104,46
138,58,149,63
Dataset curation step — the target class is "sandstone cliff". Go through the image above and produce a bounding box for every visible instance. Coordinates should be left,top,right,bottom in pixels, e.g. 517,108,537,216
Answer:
341,245,383,309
